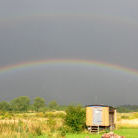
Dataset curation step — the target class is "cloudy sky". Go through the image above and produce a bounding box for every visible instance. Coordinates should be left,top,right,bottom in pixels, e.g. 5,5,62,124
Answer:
0,0,138,105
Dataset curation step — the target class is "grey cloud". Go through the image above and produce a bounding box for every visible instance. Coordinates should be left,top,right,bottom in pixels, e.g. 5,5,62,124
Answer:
0,0,138,104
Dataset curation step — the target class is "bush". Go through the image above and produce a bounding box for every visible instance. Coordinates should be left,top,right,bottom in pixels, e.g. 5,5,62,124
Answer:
64,105,85,133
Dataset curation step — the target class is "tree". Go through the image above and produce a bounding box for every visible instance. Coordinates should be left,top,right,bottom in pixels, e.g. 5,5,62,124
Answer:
33,97,46,111
10,96,30,112
0,101,11,111
48,101,58,110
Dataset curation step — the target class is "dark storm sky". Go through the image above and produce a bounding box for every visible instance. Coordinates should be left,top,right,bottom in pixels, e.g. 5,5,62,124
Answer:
0,0,138,105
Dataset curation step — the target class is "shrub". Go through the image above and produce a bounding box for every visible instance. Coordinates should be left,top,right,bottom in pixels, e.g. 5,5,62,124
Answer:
64,105,85,133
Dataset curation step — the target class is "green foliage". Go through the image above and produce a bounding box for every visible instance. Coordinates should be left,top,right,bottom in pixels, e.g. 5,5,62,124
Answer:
38,107,48,112
10,96,30,112
33,97,46,112
48,101,58,110
57,105,67,111
59,126,72,136
117,105,138,113
117,107,130,113
64,105,86,133
28,104,35,111
0,101,11,111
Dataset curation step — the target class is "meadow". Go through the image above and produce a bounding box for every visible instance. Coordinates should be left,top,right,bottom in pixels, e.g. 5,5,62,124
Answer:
66,129,138,138
0,111,138,137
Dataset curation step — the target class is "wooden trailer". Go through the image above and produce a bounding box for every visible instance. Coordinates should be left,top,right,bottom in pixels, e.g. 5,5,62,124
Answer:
86,105,116,132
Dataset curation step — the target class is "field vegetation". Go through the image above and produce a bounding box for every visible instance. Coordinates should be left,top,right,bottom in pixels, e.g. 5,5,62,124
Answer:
0,96,138,137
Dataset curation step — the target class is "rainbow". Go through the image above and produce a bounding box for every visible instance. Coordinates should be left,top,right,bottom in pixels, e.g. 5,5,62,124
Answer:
0,59,138,76
1,13,138,28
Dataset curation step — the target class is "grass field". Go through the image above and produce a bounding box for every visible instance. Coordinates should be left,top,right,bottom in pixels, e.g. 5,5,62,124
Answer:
0,112,138,137
66,129,138,138
65,129,138,138
28,129,138,138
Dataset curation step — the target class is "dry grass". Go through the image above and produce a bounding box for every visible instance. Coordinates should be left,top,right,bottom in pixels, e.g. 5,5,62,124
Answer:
0,111,65,137
116,112,138,128
0,111,138,137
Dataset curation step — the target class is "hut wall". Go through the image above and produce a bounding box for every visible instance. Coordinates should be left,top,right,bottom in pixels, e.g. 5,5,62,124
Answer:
86,107,93,126
114,109,117,124
102,107,109,126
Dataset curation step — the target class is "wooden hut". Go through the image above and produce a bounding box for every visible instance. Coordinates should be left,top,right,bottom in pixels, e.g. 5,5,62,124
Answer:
86,105,116,132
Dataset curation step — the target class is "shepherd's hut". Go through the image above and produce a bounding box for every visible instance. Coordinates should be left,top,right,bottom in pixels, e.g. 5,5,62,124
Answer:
86,105,116,132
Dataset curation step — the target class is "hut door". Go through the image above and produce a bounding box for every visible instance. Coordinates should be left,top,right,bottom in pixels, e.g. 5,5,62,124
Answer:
93,107,102,125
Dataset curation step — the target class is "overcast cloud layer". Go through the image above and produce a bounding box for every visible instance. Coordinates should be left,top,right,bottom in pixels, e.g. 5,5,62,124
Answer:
0,0,138,105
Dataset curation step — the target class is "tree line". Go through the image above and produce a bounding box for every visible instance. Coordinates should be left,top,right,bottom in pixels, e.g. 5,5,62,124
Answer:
117,105,138,113
0,96,63,112
0,96,138,113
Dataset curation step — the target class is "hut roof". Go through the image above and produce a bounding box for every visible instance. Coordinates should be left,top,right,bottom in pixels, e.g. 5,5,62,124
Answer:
85,104,116,109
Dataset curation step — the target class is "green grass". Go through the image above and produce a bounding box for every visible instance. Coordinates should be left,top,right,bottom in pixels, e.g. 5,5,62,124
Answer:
28,129,138,138
114,128,138,138
0,128,137,138
66,129,138,138
66,133,102,138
